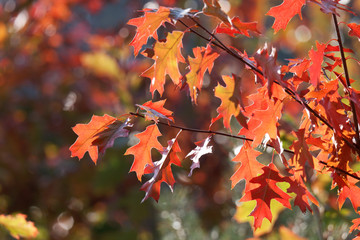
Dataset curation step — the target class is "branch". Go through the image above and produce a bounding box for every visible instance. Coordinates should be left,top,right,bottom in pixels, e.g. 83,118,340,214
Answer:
178,16,360,154
129,112,360,181
332,14,360,146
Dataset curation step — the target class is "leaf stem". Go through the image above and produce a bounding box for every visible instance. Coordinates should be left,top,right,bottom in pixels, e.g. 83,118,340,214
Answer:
129,112,360,181
332,14,360,146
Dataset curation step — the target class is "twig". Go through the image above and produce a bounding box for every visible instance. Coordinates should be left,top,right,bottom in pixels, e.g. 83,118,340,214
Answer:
332,14,360,146
178,16,360,154
129,112,360,181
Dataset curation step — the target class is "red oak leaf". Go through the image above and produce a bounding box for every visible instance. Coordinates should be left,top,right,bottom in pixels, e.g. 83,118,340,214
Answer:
288,58,311,78
185,46,219,104
136,99,174,123
70,114,132,164
290,129,315,170
92,117,133,156
287,177,319,212
348,23,360,39
241,164,292,229
186,135,213,176
266,0,306,33
230,141,264,189
141,130,182,202
128,7,171,56
212,75,245,131
338,177,360,211
142,31,185,97
125,124,163,181
202,0,232,26
239,87,283,147
215,17,261,37
350,217,360,235
253,44,282,98
308,41,326,86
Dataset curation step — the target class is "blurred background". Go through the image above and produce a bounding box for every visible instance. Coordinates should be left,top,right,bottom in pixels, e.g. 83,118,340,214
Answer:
0,0,360,239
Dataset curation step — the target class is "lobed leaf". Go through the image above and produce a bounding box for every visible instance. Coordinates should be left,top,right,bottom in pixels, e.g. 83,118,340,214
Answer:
0,214,38,239
186,135,213,176
70,114,132,164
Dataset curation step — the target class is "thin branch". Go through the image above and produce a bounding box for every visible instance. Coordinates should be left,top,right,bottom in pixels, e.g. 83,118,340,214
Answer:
129,112,360,181
332,14,360,146
178,16,360,154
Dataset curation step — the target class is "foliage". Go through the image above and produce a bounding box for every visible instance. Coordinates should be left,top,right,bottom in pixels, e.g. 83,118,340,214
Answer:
69,0,360,238
2,0,360,239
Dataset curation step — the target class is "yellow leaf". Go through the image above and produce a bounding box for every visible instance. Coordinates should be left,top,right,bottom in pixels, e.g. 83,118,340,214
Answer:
0,214,38,239
147,31,185,96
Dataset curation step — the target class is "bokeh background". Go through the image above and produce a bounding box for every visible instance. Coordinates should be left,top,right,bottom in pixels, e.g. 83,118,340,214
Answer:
0,0,360,239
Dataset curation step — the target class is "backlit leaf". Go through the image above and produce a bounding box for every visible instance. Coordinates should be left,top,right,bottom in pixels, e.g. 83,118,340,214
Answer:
125,124,163,181
0,214,38,239
266,0,306,33
186,135,213,176
141,130,182,202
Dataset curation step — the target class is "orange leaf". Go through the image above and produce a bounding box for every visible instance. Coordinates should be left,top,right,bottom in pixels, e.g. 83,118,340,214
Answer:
141,130,182,202
241,164,292,229
212,75,243,131
136,99,174,123
348,23,360,39
216,17,261,37
127,7,171,56
0,214,38,239
143,31,185,96
308,41,326,87
185,46,219,104
230,141,263,189
266,0,306,33
239,87,283,147
125,124,163,181
202,0,231,26
70,114,132,164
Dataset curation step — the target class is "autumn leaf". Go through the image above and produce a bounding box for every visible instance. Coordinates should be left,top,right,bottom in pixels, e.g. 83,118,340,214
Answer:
202,0,231,26
308,41,326,86
185,46,219,104
186,135,213,176
239,87,283,147
136,99,174,123
350,217,360,236
212,75,244,131
127,7,171,56
287,177,319,212
215,17,261,37
266,0,306,33
253,44,282,98
93,117,133,156
0,214,38,239
290,129,315,170
125,124,163,181
230,141,263,189
348,23,360,39
140,130,182,202
142,31,185,96
70,114,132,164
240,164,292,229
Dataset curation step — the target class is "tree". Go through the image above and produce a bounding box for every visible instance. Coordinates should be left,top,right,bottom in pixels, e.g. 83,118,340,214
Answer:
69,0,360,238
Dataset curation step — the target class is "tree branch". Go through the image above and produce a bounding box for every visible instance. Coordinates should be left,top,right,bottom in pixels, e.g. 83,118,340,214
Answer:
129,112,360,181
332,14,360,146
178,16,360,155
